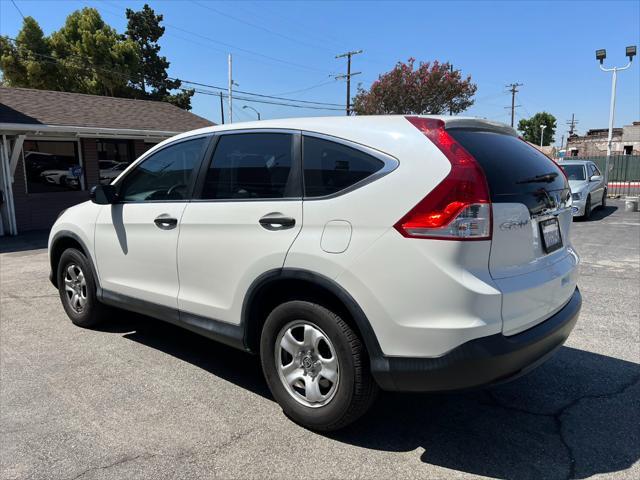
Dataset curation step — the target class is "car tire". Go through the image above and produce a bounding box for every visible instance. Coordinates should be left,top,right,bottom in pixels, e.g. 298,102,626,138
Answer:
57,248,110,328
583,195,592,220
260,300,378,431
601,189,607,209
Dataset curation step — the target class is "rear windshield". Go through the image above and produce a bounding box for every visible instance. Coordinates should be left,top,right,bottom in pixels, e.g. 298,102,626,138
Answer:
447,129,567,196
560,164,586,181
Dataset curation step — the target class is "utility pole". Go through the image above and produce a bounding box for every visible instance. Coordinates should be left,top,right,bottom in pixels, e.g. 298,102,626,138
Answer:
335,50,363,116
566,113,578,137
219,92,225,124
506,83,523,127
449,64,454,115
228,54,233,124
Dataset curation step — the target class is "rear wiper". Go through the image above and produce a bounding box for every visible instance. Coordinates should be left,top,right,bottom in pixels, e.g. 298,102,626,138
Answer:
516,172,558,184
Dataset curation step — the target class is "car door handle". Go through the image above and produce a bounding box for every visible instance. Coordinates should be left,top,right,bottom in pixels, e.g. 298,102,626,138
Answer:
154,215,178,230
259,213,296,231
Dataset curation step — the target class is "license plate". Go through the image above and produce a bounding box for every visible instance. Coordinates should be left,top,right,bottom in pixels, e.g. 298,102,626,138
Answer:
539,217,563,253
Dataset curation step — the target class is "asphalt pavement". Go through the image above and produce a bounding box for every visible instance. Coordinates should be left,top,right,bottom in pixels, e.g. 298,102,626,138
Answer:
1,200,638,479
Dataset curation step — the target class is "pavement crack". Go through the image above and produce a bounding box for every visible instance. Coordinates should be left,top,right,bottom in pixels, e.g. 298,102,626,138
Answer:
485,374,640,479
68,454,149,480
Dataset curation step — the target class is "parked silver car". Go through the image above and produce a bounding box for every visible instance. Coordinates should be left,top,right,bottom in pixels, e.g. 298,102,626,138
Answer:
560,160,607,219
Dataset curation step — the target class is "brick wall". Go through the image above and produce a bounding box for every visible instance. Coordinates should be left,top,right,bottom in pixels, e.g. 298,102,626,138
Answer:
12,137,157,233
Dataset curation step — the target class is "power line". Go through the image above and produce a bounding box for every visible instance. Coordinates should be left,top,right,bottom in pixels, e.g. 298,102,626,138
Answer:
88,0,331,75
515,94,531,118
5,37,343,109
10,0,25,19
180,79,343,107
195,89,343,111
189,0,335,54
163,22,329,74
235,0,345,49
268,79,337,97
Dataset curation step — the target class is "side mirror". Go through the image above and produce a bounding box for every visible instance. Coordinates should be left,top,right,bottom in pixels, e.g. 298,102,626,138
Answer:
590,175,603,183
90,185,118,204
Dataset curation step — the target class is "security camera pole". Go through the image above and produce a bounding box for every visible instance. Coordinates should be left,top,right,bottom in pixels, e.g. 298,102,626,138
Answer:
540,124,547,148
596,45,636,185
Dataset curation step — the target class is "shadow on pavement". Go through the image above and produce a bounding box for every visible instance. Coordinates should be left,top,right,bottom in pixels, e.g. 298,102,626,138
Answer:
575,204,618,222
0,230,49,253
114,312,639,480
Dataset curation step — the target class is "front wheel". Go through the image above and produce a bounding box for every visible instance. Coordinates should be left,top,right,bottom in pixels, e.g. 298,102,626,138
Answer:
260,301,378,431
57,248,110,328
583,195,592,220
601,189,607,208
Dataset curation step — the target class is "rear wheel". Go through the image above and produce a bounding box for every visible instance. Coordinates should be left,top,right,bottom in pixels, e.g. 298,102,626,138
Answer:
260,300,378,431
57,248,110,328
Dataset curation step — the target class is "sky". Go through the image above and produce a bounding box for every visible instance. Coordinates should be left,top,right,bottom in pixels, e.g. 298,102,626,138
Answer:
1,0,639,145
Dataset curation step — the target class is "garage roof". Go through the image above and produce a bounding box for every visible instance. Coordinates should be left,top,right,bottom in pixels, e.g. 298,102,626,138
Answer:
0,87,214,133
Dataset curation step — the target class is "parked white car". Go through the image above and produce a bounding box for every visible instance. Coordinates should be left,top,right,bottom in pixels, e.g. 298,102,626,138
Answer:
559,160,607,219
49,116,581,431
40,168,70,185
99,162,130,185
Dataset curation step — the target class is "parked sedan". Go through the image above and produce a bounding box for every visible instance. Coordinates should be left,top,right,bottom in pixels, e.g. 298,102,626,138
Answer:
560,160,606,219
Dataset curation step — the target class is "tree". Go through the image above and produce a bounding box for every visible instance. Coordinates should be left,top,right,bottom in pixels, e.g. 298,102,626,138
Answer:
352,58,477,115
125,4,194,109
49,8,140,97
518,112,557,146
0,7,193,109
0,17,59,90
1,9,139,97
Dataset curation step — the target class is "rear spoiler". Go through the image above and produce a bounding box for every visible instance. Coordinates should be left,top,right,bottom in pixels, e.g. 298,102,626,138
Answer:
443,118,518,137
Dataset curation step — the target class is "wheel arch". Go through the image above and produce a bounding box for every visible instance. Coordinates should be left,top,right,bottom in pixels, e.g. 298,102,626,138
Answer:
49,231,100,294
241,269,384,361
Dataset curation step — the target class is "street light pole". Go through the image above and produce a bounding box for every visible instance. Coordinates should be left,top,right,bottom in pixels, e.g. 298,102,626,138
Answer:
596,46,636,186
242,105,261,121
540,125,547,148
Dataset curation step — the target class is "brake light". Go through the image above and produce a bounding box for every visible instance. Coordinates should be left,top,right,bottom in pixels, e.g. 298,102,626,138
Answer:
394,117,491,240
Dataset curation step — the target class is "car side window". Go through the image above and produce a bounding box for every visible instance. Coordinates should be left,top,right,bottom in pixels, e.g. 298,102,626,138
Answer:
592,164,602,176
302,136,384,197
201,133,295,199
118,137,208,202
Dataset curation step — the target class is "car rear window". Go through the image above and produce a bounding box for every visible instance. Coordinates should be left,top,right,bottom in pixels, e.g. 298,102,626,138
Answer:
447,129,567,196
303,136,384,197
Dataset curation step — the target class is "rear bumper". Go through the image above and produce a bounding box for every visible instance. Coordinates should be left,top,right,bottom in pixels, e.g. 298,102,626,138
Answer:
371,287,581,392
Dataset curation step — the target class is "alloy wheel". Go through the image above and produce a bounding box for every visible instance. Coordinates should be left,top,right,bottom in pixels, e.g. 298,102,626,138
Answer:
275,321,339,408
63,263,87,313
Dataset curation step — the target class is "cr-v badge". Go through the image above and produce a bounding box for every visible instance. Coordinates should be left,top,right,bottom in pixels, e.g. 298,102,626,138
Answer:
499,219,530,230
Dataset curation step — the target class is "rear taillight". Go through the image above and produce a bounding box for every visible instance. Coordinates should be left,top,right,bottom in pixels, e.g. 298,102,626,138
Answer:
394,117,491,240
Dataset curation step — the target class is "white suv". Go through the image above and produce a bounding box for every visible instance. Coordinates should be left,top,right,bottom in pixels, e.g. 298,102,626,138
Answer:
49,116,581,431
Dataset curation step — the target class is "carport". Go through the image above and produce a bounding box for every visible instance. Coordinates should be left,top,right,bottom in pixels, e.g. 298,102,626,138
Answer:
0,87,213,235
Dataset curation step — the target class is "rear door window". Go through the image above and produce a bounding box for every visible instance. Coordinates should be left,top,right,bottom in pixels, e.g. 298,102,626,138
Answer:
201,133,297,199
302,136,384,197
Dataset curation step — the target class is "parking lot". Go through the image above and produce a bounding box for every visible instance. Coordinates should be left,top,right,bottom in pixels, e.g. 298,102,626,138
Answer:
0,199,638,480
